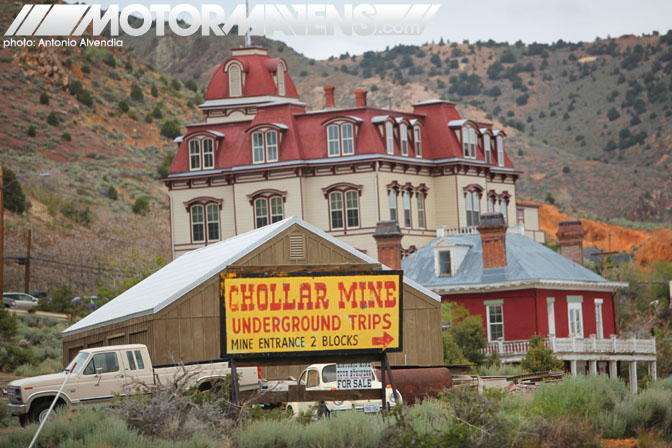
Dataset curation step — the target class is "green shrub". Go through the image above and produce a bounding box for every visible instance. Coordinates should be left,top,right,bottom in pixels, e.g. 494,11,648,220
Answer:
151,83,158,97
61,132,71,141
26,124,36,137
118,99,129,113
531,375,628,420
607,107,621,121
107,185,118,200
171,79,181,90
0,342,37,371
160,119,182,139
103,53,117,67
39,92,49,105
612,388,672,440
521,334,564,372
46,111,58,126
132,196,151,215
0,307,17,337
130,83,144,101
157,151,175,178
184,79,197,92
81,64,91,74
1,168,28,214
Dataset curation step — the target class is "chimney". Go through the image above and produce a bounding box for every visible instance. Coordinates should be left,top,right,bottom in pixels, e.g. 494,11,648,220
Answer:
355,88,368,107
556,219,585,266
323,85,335,108
373,221,403,270
436,226,447,238
477,213,508,269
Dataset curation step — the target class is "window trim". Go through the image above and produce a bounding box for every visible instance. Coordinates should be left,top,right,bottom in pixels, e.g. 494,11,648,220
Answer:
568,299,584,338
226,61,243,97
547,297,556,336
189,139,201,171
248,190,287,229
416,191,426,229
434,249,454,277
400,123,408,156
413,126,422,157
385,121,394,154
485,302,504,342
497,135,505,167
595,299,604,339
250,129,280,164
483,134,492,164
184,197,223,245
323,185,361,231
276,62,286,96
326,122,355,157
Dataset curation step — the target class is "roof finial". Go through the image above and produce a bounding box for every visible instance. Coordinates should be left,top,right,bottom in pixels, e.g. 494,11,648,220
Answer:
245,0,252,47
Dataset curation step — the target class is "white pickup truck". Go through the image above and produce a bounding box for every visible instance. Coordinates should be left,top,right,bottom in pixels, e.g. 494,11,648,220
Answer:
6,344,261,425
283,363,402,416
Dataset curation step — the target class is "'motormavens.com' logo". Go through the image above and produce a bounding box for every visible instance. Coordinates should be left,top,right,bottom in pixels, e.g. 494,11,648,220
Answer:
5,3,440,37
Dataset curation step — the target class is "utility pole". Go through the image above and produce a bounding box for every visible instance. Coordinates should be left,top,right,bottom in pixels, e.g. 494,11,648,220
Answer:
0,165,4,294
244,0,251,47
24,229,31,293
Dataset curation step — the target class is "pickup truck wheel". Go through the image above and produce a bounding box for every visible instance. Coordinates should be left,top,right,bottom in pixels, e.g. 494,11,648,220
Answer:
30,400,56,424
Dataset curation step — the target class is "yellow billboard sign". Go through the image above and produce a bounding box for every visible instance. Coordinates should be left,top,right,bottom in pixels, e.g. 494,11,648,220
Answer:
221,272,402,356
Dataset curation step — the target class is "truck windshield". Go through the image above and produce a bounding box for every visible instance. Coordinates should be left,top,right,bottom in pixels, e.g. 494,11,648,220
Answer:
322,364,337,383
66,352,89,374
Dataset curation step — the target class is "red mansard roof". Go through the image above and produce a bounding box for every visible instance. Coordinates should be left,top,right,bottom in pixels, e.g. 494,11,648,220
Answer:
169,49,515,176
205,49,299,100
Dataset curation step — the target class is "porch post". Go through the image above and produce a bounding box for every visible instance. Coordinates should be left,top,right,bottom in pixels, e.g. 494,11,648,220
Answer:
570,360,577,376
589,360,598,375
629,361,638,394
649,361,657,381
609,360,618,379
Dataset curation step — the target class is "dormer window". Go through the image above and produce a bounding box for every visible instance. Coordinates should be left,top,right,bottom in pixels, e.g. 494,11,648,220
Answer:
326,122,355,157
385,122,394,154
188,137,215,171
400,124,408,155
229,64,242,97
497,135,504,167
483,134,491,164
462,127,477,159
414,126,422,157
438,251,452,275
251,130,278,164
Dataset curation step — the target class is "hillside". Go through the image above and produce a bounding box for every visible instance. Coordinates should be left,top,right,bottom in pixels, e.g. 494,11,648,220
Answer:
0,1,201,294
125,31,672,224
1,1,670,295
536,202,672,267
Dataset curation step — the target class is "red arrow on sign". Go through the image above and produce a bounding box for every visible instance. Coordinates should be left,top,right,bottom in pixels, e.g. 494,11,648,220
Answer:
372,331,395,349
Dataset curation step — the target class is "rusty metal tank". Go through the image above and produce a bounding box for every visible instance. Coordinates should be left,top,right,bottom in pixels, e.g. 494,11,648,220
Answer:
375,366,453,405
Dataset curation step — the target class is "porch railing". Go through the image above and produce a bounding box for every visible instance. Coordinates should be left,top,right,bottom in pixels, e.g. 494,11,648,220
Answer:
483,335,656,356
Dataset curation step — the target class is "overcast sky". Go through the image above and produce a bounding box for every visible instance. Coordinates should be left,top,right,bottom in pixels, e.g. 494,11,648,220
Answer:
78,1,672,59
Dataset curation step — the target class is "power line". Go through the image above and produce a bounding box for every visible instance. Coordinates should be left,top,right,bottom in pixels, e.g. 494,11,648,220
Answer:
3,256,138,276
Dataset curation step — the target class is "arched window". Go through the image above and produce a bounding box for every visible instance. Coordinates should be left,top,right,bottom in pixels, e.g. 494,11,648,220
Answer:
252,132,264,163
389,189,397,221
469,128,476,158
254,198,268,228
189,140,201,170
345,190,359,228
327,124,340,156
483,134,492,164
414,126,422,157
497,136,504,167
326,122,355,156
385,122,394,154
329,192,344,230
416,191,426,229
251,130,279,163
191,205,204,242
500,197,509,224
202,138,214,169
465,190,481,226
265,130,278,162
206,203,220,240
403,190,412,228
341,123,354,155
277,63,286,96
400,124,408,156
229,64,242,97
487,195,495,213
190,203,220,243
253,195,284,228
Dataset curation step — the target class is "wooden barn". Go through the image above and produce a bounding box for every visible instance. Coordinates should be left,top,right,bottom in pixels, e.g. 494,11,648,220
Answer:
61,217,442,377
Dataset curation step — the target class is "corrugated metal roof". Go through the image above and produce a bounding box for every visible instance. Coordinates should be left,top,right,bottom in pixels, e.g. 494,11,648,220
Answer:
402,233,614,290
64,217,439,337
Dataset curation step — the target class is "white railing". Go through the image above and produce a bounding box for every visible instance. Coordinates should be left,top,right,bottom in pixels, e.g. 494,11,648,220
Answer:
483,335,656,356
442,226,479,236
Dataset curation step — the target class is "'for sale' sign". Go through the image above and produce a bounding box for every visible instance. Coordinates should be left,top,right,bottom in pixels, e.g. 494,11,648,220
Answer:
337,362,374,389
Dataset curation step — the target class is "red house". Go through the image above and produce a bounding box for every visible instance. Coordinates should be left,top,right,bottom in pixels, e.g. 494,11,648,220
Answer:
402,214,656,392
